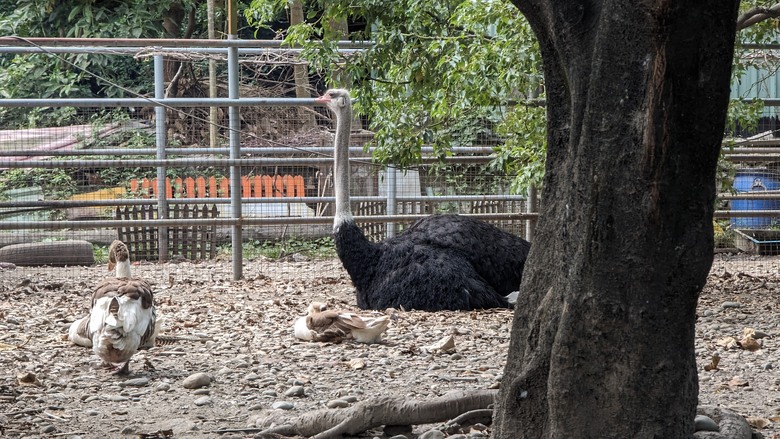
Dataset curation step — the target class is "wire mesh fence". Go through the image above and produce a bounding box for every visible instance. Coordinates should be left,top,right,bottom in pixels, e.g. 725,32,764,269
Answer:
5,40,780,280
0,42,534,281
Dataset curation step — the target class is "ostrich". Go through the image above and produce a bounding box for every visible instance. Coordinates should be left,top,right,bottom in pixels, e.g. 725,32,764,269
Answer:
316,89,531,311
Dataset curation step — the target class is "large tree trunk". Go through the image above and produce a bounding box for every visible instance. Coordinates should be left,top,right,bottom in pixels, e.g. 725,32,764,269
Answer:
495,2,740,438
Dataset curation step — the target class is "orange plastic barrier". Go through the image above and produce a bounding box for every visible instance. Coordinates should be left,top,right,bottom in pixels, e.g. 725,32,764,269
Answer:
129,175,305,199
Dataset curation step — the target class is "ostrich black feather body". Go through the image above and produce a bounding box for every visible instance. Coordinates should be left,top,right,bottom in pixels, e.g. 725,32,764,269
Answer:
335,214,530,311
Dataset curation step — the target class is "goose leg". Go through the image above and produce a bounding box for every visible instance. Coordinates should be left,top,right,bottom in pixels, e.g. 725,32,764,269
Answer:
113,361,131,375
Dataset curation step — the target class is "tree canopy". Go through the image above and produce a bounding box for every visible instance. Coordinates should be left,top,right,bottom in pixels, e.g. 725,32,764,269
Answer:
2,0,780,190
244,0,780,191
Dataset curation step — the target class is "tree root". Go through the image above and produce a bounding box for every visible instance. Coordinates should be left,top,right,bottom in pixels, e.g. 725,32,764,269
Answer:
694,406,752,439
254,389,498,439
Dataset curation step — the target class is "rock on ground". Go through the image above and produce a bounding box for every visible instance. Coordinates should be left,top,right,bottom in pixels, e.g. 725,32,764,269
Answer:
0,254,778,437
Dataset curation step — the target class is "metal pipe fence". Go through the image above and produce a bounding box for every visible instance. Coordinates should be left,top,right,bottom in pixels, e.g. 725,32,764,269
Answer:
0,39,535,279
4,38,780,272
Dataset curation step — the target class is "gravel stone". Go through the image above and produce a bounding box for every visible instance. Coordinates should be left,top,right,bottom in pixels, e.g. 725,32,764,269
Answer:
326,399,350,408
182,372,212,389
284,385,305,397
271,401,294,410
418,430,446,439
2,255,778,437
120,377,149,387
194,396,212,406
694,415,719,432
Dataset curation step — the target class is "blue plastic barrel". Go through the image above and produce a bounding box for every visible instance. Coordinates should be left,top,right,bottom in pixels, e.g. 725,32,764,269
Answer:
730,168,780,228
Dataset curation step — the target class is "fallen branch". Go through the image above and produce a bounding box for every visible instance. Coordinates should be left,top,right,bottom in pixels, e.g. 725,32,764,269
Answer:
255,389,497,439
447,408,494,429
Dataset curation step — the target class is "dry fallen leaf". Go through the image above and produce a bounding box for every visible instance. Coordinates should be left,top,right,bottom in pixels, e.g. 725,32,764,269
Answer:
743,327,771,339
728,376,749,387
422,335,456,354
739,335,762,351
746,416,771,429
0,342,17,351
16,371,41,387
716,336,739,349
704,354,720,371
348,358,366,370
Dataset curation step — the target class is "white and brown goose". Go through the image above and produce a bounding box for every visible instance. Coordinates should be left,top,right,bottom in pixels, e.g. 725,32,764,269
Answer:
68,240,157,375
294,301,390,344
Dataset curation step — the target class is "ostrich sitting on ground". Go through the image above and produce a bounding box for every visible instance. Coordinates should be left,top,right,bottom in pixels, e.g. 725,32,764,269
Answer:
316,89,531,311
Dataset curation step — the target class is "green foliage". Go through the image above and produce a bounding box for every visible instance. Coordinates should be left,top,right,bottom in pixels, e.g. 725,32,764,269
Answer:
225,237,337,260
93,243,109,265
0,0,187,128
0,168,77,199
243,0,780,194
494,104,547,192
245,0,546,193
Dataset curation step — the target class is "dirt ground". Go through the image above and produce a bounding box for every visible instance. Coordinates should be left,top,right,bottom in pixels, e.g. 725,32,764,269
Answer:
1,253,779,438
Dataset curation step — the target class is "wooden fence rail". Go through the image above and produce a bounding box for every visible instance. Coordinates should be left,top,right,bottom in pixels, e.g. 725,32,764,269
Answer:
115,204,219,261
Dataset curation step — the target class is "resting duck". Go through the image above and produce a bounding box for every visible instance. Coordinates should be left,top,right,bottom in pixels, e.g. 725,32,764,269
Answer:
68,240,157,375
294,302,390,344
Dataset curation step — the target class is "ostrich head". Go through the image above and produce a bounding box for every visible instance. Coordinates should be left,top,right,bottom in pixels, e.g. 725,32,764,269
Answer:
315,89,351,113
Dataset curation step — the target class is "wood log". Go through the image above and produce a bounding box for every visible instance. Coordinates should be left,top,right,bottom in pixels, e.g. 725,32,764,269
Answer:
0,240,95,266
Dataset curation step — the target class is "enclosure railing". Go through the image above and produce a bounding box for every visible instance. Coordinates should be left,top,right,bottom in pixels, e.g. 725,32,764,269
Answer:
0,38,537,280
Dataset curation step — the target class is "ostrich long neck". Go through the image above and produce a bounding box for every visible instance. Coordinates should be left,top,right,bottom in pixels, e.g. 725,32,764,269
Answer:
115,260,132,278
333,100,354,230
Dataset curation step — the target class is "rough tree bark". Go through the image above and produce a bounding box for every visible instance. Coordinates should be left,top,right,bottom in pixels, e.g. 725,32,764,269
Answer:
494,2,740,438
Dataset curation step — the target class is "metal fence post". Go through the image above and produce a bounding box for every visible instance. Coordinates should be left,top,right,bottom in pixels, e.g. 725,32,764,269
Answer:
386,166,397,238
228,0,243,280
154,55,169,262
525,185,537,242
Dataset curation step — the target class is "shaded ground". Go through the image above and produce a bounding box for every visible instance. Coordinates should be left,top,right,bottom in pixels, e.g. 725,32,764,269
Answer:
0,254,778,438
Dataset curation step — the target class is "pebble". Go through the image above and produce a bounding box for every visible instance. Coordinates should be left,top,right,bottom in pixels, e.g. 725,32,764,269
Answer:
85,410,100,416
694,415,719,432
385,425,413,436
182,372,212,389
721,301,742,309
418,429,446,439
103,395,129,402
284,385,305,397
244,373,260,381
156,383,171,392
40,425,56,434
342,395,359,403
120,426,136,434
248,403,264,410
326,399,349,408
193,389,210,395
120,377,149,387
84,395,99,403
193,396,212,406
271,401,294,410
